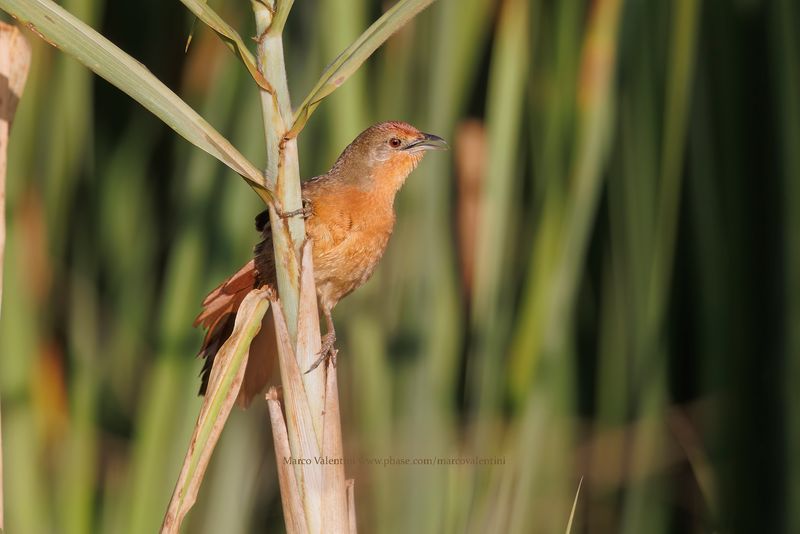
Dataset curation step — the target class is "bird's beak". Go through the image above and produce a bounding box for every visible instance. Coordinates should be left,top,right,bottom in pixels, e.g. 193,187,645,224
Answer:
404,132,449,152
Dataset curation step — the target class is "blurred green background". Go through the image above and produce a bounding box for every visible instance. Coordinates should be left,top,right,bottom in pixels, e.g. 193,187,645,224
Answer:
1,0,798,532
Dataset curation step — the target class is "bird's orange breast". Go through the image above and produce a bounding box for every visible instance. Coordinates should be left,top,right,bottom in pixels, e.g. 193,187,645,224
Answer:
304,183,396,309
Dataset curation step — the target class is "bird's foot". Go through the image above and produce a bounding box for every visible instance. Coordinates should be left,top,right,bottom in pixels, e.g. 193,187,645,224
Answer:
278,199,312,220
305,332,337,374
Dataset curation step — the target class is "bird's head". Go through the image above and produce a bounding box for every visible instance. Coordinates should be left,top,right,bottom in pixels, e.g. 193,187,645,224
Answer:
330,121,448,192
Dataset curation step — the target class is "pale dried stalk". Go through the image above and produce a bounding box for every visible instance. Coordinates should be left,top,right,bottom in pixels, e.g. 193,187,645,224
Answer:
266,241,350,533
295,239,325,439
321,360,348,532
0,22,31,531
270,275,324,533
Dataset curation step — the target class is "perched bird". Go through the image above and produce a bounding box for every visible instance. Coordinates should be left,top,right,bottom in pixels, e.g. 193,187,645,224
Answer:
195,121,447,406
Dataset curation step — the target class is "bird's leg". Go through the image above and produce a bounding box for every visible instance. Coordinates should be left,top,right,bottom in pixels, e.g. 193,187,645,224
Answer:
305,307,337,373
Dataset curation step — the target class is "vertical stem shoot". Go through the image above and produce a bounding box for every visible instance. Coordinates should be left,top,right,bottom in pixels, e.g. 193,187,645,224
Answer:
252,0,305,344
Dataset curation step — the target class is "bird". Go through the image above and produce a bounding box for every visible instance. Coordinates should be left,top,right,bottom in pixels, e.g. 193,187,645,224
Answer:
194,121,448,406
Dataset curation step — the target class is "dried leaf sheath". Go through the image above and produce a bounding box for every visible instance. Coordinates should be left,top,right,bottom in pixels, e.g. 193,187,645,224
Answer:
270,288,324,533
267,387,310,534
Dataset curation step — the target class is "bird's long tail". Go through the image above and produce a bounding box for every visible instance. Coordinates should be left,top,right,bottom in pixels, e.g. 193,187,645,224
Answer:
194,259,277,407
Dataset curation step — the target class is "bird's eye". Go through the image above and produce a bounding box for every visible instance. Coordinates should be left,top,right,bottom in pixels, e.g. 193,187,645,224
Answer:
389,138,402,148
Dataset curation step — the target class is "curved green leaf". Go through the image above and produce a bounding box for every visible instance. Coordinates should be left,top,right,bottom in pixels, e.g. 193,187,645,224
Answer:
269,0,296,37
178,0,275,93
289,0,436,137
0,0,271,195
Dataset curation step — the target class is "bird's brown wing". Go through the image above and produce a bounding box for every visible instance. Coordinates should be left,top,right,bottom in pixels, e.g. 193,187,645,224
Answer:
194,260,258,331
195,223,278,407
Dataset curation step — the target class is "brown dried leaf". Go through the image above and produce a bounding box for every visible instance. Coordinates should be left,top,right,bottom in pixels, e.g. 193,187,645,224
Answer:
321,359,348,533
161,288,270,534
271,294,323,532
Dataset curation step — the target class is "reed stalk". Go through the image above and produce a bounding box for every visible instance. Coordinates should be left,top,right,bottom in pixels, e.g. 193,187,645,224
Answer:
250,3,347,531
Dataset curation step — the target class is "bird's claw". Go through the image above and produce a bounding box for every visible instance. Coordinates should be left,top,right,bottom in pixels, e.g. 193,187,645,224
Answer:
278,200,312,220
305,333,337,374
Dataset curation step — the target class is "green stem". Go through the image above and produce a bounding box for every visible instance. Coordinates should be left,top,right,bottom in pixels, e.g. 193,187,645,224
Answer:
252,0,305,343
252,5,329,531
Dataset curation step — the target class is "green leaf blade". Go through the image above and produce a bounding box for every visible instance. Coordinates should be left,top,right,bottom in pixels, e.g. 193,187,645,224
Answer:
177,0,275,94
269,0,295,36
0,0,269,193
289,0,437,136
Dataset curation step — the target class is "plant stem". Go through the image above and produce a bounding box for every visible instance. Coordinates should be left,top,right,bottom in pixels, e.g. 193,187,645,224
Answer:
252,0,305,344
252,3,323,533
253,0,327,445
